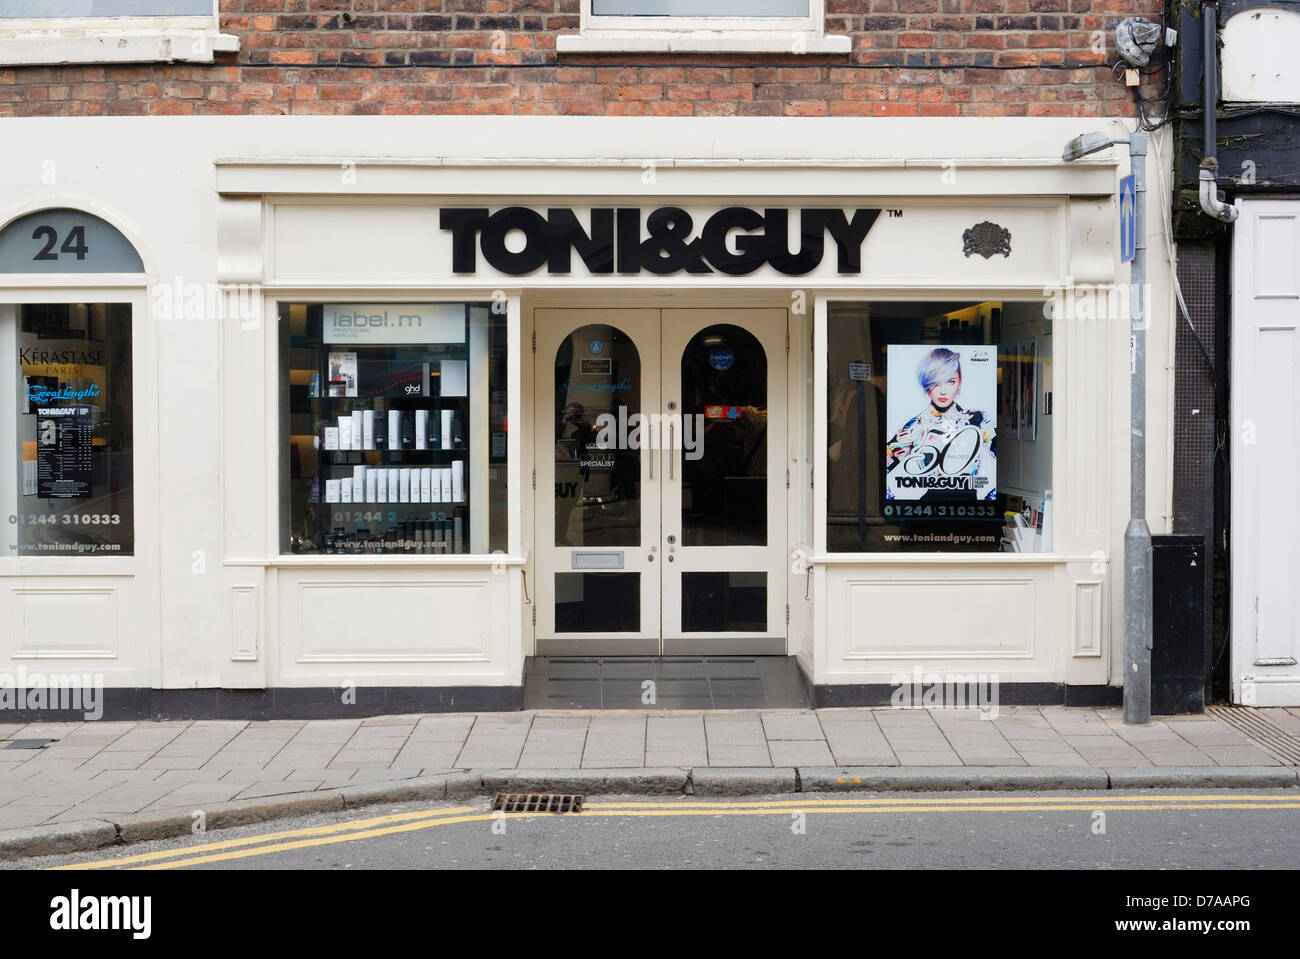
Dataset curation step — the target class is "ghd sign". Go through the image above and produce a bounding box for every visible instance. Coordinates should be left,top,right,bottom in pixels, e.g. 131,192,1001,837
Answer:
439,207,882,276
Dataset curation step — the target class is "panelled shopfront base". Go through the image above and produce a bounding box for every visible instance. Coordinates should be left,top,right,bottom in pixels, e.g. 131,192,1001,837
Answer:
0,685,525,723
0,676,1120,721
0,118,1177,718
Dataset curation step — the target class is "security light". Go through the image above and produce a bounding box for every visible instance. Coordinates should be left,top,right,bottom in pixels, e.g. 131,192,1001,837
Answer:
1115,17,1162,67
1061,132,1120,162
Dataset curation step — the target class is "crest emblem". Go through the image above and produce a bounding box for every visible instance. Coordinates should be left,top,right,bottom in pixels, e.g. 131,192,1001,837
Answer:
962,221,1012,259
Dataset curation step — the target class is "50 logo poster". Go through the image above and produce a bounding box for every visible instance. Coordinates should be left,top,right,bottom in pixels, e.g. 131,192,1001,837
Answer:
884,344,997,503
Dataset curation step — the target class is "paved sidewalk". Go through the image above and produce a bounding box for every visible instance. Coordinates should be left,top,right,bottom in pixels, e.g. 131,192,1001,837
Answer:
2,705,1298,834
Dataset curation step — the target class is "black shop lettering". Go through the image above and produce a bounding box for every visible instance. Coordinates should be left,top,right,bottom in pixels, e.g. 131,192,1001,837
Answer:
439,207,882,276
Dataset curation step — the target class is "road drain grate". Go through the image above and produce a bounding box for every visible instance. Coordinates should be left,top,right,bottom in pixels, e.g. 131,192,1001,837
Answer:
493,793,584,814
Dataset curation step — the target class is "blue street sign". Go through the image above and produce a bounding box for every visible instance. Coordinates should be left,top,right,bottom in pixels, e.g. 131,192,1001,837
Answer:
1119,173,1135,263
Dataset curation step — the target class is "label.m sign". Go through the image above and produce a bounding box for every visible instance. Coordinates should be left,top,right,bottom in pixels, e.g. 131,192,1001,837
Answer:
439,207,882,276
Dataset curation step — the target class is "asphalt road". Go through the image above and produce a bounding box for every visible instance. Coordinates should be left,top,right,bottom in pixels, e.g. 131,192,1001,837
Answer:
7,789,1300,870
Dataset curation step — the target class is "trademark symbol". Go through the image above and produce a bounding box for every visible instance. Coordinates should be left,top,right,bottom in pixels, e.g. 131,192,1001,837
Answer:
888,209,903,217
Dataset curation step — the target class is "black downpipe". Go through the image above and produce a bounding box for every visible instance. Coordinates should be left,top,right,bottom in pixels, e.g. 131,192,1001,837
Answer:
1203,2,1218,166
1198,2,1237,220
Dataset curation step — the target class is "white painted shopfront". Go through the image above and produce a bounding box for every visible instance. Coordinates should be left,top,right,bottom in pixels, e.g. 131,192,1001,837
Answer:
0,117,1177,715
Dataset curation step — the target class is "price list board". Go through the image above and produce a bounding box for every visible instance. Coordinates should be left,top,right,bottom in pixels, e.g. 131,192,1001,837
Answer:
36,405,94,499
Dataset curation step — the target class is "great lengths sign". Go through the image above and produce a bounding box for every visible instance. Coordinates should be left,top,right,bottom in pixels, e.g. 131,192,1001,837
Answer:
439,207,882,276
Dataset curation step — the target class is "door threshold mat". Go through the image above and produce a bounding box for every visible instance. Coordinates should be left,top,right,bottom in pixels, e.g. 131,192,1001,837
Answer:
523,655,810,710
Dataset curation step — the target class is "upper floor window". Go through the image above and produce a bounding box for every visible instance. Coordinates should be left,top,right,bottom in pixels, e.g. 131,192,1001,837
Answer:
1,2,212,15
558,0,849,54
593,0,807,13
0,0,238,66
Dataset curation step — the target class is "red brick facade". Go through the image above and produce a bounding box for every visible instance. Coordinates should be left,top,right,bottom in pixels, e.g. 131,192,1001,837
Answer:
0,0,1163,117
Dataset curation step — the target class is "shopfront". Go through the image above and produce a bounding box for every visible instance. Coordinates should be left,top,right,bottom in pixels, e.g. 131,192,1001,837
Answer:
0,205,159,706
0,117,1175,717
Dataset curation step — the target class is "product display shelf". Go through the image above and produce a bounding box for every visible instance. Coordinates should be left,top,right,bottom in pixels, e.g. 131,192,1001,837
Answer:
289,381,473,555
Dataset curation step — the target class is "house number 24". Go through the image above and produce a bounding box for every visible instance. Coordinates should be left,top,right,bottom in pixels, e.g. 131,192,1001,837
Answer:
32,224,88,261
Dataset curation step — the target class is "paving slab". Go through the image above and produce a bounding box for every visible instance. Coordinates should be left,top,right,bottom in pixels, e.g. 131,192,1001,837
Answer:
144,783,250,807
393,745,465,768
517,749,586,769
827,751,900,766
454,748,528,767
759,711,824,741
704,745,773,767
411,717,476,740
1197,744,1281,766
644,750,709,767
891,751,964,766
767,740,835,766
344,767,424,786
1015,751,1092,767
235,780,327,801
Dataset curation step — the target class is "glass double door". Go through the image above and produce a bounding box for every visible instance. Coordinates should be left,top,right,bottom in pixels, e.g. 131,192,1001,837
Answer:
535,308,787,655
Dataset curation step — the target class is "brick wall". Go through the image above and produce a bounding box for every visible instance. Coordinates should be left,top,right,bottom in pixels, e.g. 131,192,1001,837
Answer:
0,0,1164,117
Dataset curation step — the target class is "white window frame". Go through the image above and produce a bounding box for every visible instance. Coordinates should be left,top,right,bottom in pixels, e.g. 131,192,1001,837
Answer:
0,1,239,67
557,0,849,54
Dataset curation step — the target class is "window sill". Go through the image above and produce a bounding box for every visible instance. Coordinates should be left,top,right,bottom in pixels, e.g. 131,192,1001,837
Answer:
556,31,850,54
225,555,527,568
810,553,1068,565
0,28,239,66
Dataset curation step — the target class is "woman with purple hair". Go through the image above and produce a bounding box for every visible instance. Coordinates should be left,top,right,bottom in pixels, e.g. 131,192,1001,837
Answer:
885,347,996,501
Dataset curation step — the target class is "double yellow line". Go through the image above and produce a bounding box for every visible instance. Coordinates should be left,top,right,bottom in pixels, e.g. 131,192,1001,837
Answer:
54,793,1300,870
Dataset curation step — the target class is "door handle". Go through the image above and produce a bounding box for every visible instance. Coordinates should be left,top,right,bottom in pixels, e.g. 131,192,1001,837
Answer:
668,423,675,479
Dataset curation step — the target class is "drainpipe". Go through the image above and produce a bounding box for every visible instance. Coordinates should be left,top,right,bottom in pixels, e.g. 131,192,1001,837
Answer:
1200,1,1239,222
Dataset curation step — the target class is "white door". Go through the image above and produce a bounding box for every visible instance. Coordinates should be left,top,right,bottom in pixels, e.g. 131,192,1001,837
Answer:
1232,199,1300,705
534,307,788,655
535,309,661,654
660,309,787,653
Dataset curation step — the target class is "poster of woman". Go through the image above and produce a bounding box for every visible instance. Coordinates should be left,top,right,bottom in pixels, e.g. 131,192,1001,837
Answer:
884,345,997,502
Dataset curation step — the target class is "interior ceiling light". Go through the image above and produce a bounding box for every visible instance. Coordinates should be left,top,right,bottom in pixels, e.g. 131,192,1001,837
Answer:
1115,16,1162,67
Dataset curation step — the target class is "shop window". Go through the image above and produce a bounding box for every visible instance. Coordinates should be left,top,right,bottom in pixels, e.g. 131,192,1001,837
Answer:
0,1,238,66
826,301,1053,554
279,302,508,556
5,303,135,557
558,0,849,54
